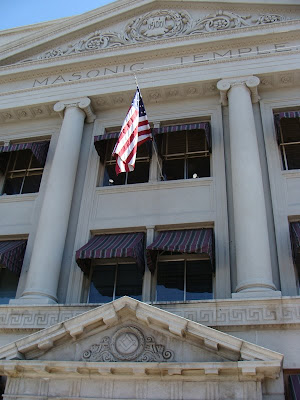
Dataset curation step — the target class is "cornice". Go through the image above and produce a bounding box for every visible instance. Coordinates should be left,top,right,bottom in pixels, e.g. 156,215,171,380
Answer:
0,4,299,66
0,19,299,81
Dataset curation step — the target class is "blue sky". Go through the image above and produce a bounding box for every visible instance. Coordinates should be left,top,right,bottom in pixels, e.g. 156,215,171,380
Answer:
1,0,116,30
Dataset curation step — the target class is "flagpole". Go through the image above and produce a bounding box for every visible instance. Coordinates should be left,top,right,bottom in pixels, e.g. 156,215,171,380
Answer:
134,74,165,181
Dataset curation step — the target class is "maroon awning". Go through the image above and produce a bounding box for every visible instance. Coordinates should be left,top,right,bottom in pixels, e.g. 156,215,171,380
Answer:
289,375,300,400
0,240,27,275
274,111,300,143
76,233,145,274
94,132,120,160
290,222,300,263
152,122,211,152
147,229,213,272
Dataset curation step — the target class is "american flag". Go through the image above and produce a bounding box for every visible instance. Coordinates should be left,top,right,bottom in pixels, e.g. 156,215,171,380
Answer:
113,87,152,175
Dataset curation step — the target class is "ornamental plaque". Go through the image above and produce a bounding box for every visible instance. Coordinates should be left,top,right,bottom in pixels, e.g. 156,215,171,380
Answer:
82,325,174,362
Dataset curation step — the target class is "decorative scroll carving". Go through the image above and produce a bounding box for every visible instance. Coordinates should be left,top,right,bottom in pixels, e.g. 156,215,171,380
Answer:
82,326,174,362
27,10,286,62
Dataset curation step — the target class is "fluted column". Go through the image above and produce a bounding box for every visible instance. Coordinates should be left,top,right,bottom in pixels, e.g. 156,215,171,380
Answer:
217,76,280,298
15,98,95,304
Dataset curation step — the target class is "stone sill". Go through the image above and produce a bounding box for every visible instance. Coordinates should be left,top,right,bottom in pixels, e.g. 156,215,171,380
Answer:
0,296,300,331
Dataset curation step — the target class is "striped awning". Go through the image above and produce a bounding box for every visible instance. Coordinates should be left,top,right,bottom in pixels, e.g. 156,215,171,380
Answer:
76,232,145,274
290,222,300,263
289,375,300,400
0,240,27,275
0,141,50,173
274,111,300,143
147,229,213,272
94,132,120,160
153,122,211,152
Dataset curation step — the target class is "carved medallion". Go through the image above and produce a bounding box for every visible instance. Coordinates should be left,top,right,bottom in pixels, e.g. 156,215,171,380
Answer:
82,325,174,362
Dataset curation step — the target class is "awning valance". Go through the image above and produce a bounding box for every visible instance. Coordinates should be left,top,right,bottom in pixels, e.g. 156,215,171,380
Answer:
94,132,121,160
76,232,145,274
289,375,300,400
153,122,211,152
0,141,50,171
274,111,300,143
0,240,27,275
147,228,213,272
290,222,300,263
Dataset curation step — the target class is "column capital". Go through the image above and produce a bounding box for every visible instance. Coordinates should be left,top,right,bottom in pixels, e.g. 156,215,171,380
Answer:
217,76,260,106
54,97,96,123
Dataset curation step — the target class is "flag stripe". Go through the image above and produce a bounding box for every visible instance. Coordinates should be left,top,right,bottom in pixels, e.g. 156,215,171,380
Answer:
113,87,152,175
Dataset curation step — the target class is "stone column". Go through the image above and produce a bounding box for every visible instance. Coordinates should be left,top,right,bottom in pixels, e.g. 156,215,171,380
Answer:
15,98,95,304
217,77,280,298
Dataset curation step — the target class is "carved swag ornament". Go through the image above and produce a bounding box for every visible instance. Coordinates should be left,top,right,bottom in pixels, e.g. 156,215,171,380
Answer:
82,326,174,362
29,10,286,61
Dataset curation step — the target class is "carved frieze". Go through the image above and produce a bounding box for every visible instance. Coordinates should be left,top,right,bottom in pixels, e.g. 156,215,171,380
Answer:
82,325,174,362
26,10,286,62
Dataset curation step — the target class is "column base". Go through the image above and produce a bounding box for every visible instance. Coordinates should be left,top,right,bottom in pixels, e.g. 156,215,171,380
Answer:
10,294,58,305
232,290,282,299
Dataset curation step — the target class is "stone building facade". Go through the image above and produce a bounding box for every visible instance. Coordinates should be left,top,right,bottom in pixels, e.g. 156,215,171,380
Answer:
0,0,299,399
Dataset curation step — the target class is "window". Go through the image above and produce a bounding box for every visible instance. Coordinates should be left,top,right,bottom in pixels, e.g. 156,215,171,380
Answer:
0,267,19,304
0,240,27,304
156,256,213,302
88,261,143,303
290,222,300,294
101,138,150,186
160,127,210,181
275,112,300,170
0,141,49,195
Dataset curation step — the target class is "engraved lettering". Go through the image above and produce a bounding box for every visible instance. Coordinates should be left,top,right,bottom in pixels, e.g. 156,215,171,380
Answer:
86,69,100,78
274,43,292,52
213,50,232,59
129,63,144,71
33,77,49,87
69,72,82,81
52,75,66,84
256,46,271,55
104,66,119,75
174,56,190,65
238,48,253,57
193,54,209,63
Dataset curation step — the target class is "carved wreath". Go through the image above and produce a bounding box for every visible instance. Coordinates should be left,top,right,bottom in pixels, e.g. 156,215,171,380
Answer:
82,326,174,362
30,10,286,62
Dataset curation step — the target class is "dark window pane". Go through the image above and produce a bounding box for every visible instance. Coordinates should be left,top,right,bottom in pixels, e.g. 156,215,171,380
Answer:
127,161,149,184
89,265,115,303
137,142,150,158
162,158,184,180
281,118,300,143
115,263,142,300
187,156,210,178
0,268,19,304
165,132,186,155
0,153,10,173
22,174,42,194
157,261,184,301
103,164,126,186
187,130,206,153
14,150,31,170
284,144,300,170
3,177,23,195
30,156,41,168
186,260,213,300
7,152,17,171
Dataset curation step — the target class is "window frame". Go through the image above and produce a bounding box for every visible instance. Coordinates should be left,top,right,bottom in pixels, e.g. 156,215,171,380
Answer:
276,116,300,171
87,257,143,303
161,128,211,181
153,252,214,303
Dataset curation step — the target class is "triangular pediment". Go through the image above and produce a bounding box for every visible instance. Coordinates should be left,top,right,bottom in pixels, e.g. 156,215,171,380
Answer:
0,297,282,364
0,0,299,67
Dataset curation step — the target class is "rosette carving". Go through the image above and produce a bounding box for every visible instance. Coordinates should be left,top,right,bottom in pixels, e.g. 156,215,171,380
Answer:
82,326,174,362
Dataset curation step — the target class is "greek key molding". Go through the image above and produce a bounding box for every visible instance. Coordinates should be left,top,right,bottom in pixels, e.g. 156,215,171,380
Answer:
0,298,300,331
82,325,174,362
27,10,286,62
